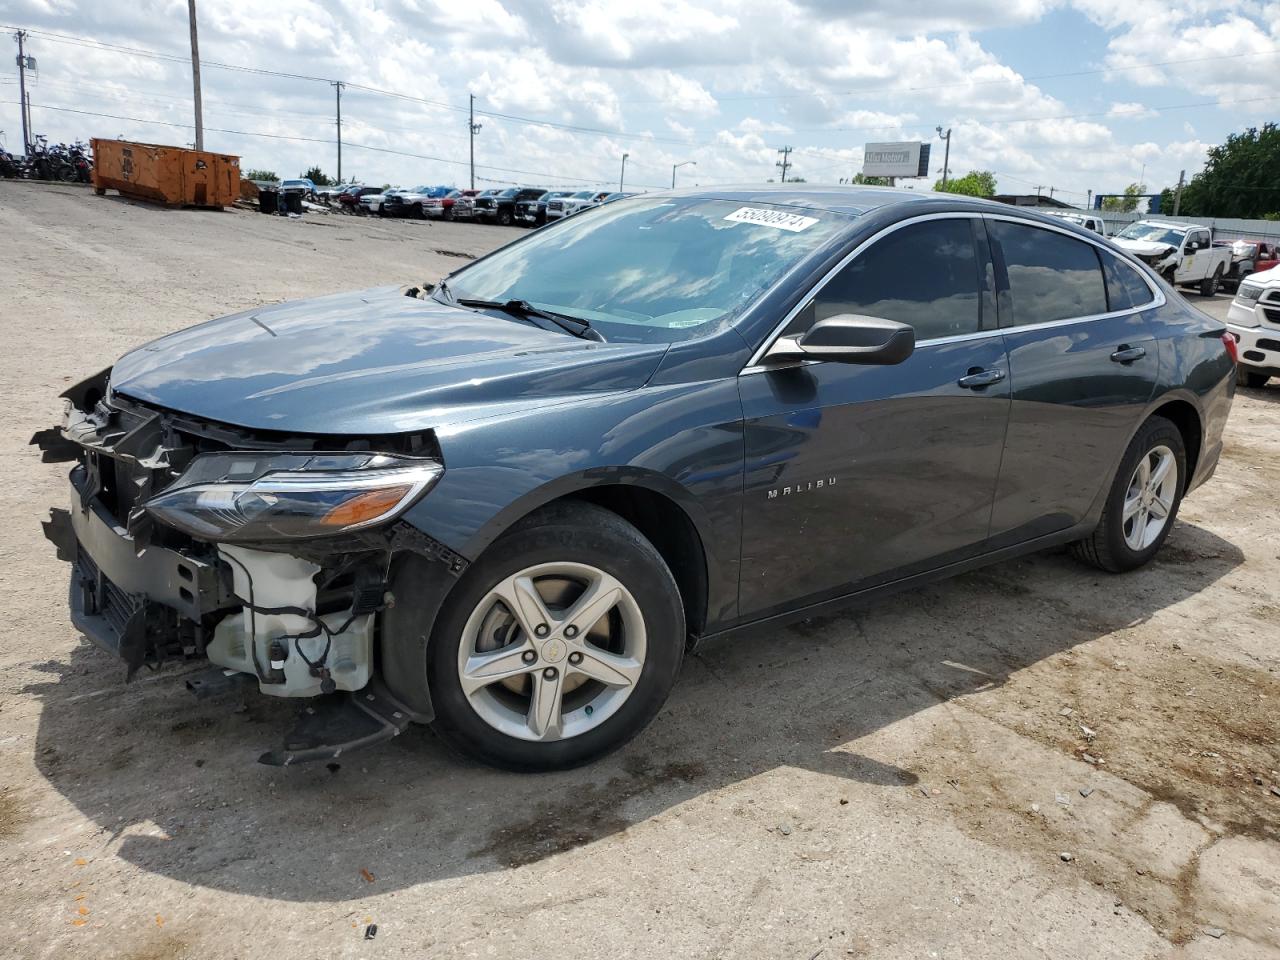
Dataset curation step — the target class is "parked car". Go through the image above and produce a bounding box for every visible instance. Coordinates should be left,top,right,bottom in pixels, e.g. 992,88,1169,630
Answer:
1042,210,1108,236
416,189,466,220
337,185,381,212
383,185,456,219
516,190,574,226
450,189,483,220
1111,220,1232,295
474,187,549,226
279,178,318,201
555,190,614,219
545,190,594,221
1226,264,1280,387
37,188,1234,772
358,187,400,216
1218,238,1280,289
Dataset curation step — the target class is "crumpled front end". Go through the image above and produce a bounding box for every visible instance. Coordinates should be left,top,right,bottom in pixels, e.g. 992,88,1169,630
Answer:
35,370,460,764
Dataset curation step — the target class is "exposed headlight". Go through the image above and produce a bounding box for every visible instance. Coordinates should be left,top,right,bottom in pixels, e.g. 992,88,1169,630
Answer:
145,452,442,542
1237,282,1265,302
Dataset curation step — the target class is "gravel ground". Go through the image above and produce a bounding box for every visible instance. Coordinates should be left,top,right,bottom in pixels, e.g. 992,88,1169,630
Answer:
1,181,1278,960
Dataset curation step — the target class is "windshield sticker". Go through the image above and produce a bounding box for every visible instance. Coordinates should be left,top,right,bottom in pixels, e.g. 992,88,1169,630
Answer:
724,206,819,232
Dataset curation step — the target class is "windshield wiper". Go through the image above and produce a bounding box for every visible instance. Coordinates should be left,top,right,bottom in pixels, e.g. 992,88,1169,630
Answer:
456,298,604,341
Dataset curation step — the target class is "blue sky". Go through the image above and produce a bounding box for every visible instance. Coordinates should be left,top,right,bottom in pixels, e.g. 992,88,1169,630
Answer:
2,0,1276,205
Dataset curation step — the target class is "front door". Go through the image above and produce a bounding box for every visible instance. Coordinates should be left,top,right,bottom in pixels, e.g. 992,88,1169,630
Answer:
736,215,1010,621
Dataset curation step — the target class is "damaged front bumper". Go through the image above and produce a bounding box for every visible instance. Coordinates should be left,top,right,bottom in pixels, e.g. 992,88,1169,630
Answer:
35,379,460,764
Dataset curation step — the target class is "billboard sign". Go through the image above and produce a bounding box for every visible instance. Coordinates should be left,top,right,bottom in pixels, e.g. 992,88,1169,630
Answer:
862,141,931,178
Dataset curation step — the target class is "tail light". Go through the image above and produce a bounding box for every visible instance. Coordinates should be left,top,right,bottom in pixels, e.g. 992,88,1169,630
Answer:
1222,331,1239,364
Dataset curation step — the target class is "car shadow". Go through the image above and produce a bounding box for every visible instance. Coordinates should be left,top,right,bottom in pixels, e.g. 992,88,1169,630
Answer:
24,520,1242,901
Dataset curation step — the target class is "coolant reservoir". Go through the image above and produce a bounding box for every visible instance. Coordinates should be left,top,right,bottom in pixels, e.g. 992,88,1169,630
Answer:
208,545,373,698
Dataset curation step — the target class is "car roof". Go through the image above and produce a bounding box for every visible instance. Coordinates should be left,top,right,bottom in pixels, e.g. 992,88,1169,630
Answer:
659,184,1015,218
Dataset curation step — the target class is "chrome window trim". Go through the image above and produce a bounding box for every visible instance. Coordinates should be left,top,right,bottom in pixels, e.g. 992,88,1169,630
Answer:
741,209,1166,376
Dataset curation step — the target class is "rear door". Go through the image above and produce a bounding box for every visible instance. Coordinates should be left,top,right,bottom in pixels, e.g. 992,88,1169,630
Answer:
986,217,1161,548
736,214,1010,619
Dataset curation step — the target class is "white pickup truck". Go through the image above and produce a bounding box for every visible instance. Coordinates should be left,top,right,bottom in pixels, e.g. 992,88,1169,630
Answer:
1112,220,1233,297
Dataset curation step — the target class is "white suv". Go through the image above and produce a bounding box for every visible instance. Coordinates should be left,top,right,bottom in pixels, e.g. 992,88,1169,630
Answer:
1226,265,1280,387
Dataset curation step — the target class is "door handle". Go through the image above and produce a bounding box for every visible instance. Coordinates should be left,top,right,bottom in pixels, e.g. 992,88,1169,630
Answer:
957,368,1005,389
1110,345,1147,364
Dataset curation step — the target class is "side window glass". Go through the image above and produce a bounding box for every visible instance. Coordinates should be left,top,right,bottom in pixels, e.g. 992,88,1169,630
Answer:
1103,252,1155,309
807,219,983,341
990,220,1108,326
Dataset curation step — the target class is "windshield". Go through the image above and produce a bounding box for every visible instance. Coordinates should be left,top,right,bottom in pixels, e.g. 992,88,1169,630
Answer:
442,197,848,343
1117,223,1187,246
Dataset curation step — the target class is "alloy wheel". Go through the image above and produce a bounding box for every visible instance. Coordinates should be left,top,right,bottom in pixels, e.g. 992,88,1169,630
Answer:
1122,444,1177,551
456,562,647,742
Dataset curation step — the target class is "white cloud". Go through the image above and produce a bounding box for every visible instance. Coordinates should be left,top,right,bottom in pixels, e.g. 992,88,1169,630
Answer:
1108,101,1157,119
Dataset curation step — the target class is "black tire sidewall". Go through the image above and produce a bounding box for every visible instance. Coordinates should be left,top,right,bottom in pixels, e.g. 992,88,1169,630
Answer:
427,508,685,771
1099,418,1187,569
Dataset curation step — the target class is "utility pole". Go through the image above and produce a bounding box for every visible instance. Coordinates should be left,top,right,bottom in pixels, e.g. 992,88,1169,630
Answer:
1087,189,1093,209
468,94,482,190
1035,185,1044,198
936,126,952,188
1173,169,1186,216
187,0,204,150
13,30,30,154
776,145,792,183
332,81,344,182
619,152,629,191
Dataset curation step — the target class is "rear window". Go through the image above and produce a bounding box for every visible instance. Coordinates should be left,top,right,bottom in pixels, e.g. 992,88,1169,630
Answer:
990,221,1108,326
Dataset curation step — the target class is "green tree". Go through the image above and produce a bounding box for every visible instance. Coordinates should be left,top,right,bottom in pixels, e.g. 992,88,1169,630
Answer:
244,168,278,182
1101,183,1146,212
934,170,996,197
1176,124,1280,218
302,166,333,186
851,172,891,186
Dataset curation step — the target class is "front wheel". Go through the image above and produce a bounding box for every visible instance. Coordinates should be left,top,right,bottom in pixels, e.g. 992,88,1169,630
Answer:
428,502,685,771
1070,416,1186,572
496,208,513,226
1200,266,1223,297
1238,368,1270,388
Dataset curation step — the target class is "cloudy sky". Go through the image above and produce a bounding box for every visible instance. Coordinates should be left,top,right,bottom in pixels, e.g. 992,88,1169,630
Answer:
2,0,1277,203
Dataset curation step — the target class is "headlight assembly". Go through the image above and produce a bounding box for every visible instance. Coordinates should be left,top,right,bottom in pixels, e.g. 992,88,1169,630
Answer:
145,452,443,542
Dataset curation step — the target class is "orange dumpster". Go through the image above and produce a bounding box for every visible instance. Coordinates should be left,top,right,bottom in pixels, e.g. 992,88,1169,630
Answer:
91,139,241,209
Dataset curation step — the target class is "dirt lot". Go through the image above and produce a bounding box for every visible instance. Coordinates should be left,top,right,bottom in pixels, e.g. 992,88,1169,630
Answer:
1,181,1277,960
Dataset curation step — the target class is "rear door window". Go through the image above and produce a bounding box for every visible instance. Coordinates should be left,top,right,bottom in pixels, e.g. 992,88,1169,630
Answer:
803,218,986,341
990,220,1108,326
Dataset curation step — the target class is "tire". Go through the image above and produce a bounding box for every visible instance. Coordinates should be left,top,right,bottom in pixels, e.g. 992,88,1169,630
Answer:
427,501,685,771
442,207,453,222
497,208,513,226
1070,416,1186,573
1237,368,1270,388
1200,266,1223,297
412,203,425,220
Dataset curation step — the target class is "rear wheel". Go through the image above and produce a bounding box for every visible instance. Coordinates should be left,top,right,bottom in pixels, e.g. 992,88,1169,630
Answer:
428,502,685,771
1070,416,1186,572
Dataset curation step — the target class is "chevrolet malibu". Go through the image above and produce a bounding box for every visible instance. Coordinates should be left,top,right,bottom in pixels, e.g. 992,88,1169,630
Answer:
37,187,1236,771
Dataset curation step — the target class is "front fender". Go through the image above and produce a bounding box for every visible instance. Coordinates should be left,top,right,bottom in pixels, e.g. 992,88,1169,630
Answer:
398,378,747,628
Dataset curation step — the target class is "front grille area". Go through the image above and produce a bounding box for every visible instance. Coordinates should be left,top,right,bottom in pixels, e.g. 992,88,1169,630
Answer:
1258,338,1280,352
76,546,138,638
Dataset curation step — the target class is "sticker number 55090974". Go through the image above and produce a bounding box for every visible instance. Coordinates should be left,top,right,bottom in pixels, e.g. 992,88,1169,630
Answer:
723,206,820,232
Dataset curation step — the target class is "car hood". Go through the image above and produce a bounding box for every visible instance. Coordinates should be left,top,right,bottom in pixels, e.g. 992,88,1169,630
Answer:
109,286,668,435
1112,238,1177,257
1245,264,1280,286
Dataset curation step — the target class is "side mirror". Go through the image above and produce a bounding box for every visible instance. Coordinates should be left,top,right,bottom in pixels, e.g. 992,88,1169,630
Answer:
767,314,915,365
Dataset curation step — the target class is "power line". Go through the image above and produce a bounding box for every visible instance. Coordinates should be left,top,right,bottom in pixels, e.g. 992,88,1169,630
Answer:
2,99,669,187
